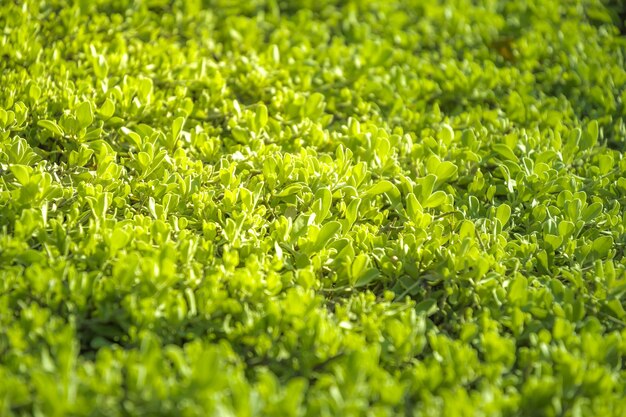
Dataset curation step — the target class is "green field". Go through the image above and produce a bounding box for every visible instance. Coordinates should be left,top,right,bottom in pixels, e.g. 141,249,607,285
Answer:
1,0,626,416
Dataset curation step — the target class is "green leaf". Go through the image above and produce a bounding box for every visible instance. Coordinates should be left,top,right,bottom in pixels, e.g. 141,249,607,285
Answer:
557,221,575,239
0,108,7,127
544,234,563,251
256,103,268,130
345,198,361,229
148,197,159,219
172,116,185,143
37,120,64,136
313,221,341,251
406,193,422,219
9,164,31,185
29,83,42,101
76,101,94,128
591,235,613,258
305,92,325,118
375,137,391,163
120,126,142,147
423,191,447,208
439,124,454,144
418,174,437,201
508,275,528,304
496,204,511,226
605,299,626,319
138,77,153,101
99,98,116,119
459,220,475,239
354,268,381,287
581,202,603,223
426,155,441,175
493,144,519,162
365,180,401,209
351,253,368,281
415,299,438,316
435,161,458,182
110,228,131,253
275,183,305,198
580,120,599,151
365,180,395,196
313,187,332,224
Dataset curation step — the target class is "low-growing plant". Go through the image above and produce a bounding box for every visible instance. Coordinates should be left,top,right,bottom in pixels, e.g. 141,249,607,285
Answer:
1,0,626,416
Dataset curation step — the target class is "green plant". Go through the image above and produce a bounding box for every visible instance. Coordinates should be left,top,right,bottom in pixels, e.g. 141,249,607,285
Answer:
1,0,626,416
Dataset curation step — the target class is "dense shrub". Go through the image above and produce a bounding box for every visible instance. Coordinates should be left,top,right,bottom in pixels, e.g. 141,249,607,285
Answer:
1,0,626,415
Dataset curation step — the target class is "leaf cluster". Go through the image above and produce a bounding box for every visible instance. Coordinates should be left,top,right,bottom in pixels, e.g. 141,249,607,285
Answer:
1,0,626,416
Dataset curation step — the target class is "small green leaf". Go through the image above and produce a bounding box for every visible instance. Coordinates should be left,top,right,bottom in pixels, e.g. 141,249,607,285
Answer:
172,116,185,142
415,299,438,316
592,235,613,258
365,180,394,196
354,268,380,287
345,198,361,229
137,152,151,169
256,103,268,130
38,120,64,136
418,174,437,201
365,180,401,207
120,126,142,147
509,275,528,305
375,137,391,163
76,101,94,128
459,220,475,239
496,204,512,226
313,221,341,251
305,92,325,118
439,124,454,144
493,144,519,162
99,98,116,119
557,221,575,239
605,299,626,319
313,187,332,223
426,155,441,175
580,120,599,151
406,193,422,219
138,77,153,101
544,234,563,251
423,191,447,208
29,83,42,101
110,228,131,253
435,161,458,182
10,164,31,185
148,197,158,219
351,253,368,280
581,202,603,223
275,183,305,198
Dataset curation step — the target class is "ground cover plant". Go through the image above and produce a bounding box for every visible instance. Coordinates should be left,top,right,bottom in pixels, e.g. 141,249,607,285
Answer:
1,0,626,415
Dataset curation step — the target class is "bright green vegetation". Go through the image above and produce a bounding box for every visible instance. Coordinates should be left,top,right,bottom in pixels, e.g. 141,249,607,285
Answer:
1,0,626,416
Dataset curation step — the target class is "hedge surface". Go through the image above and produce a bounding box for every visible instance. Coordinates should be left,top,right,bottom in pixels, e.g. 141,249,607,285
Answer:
1,0,626,416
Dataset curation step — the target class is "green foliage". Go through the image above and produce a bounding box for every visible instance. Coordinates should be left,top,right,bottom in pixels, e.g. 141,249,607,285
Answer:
1,0,626,416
